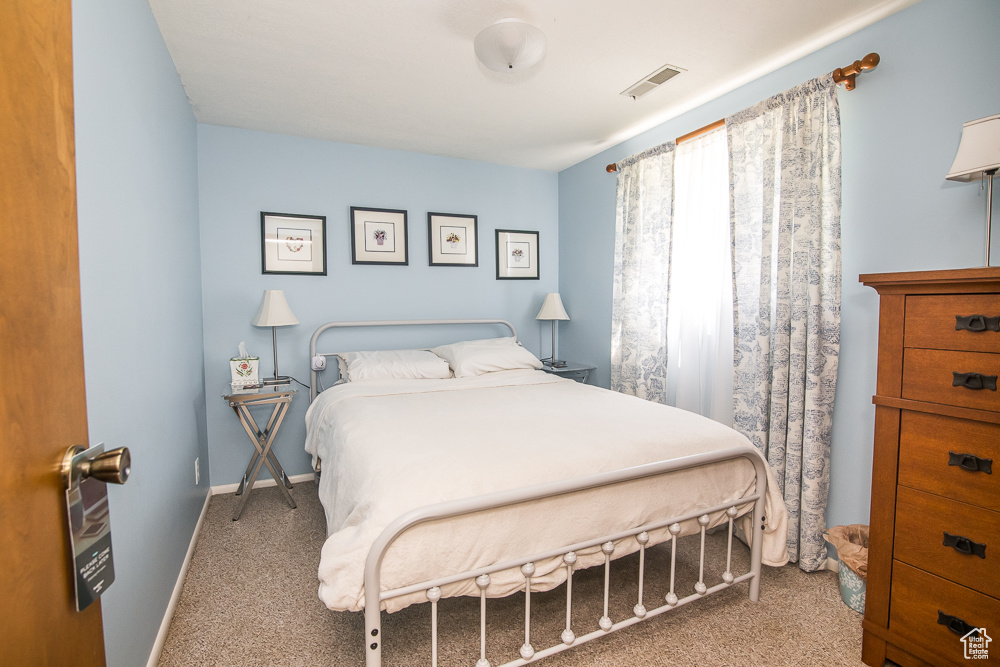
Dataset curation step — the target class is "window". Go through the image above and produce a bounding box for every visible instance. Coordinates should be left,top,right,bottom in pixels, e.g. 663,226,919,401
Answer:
665,126,733,424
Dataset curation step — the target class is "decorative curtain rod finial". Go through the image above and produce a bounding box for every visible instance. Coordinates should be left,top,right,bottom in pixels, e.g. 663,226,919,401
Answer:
833,52,880,91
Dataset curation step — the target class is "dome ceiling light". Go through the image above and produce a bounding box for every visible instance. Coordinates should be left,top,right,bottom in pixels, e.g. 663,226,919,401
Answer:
474,18,546,72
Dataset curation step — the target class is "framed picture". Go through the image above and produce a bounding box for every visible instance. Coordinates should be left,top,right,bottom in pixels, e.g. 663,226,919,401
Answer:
495,229,539,280
350,207,408,265
428,212,478,267
261,212,327,275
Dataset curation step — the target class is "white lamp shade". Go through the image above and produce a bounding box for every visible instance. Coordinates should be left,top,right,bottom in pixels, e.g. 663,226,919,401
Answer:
536,293,570,321
946,114,1000,181
251,290,299,327
474,19,546,72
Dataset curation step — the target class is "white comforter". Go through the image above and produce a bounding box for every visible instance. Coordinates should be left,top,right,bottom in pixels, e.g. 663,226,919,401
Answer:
305,370,788,612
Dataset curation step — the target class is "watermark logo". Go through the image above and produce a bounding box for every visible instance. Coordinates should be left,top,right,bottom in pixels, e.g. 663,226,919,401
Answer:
962,628,992,660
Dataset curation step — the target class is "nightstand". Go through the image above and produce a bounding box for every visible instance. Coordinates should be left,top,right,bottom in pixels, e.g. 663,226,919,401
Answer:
222,383,298,520
540,361,595,384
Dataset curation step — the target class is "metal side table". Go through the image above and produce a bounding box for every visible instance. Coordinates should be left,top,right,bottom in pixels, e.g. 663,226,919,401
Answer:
223,383,297,520
540,361,595,384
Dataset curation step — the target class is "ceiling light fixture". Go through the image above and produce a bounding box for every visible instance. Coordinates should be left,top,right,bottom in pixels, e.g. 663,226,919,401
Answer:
474,18,546,72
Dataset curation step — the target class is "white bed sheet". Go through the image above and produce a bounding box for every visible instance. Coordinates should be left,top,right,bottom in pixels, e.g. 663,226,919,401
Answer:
305,369,788,613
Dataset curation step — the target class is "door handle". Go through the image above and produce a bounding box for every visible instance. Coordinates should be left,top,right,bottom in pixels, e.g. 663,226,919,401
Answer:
60,443,130,611
62,444,131,488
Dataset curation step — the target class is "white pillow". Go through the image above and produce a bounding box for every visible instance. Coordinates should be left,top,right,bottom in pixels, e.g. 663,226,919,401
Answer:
431,337,542,378
337,349,452,382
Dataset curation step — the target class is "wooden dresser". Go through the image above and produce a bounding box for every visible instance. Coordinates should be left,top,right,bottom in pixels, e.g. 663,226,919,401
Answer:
860,268,1000,667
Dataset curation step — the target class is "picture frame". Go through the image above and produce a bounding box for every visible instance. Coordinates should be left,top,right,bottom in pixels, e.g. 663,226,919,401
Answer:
428,212,478,267
495,229,539,280
350,207,409,265
261,212,327,275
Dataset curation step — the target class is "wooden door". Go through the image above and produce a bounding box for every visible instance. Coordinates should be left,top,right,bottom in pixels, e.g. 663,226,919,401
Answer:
0,1,107,664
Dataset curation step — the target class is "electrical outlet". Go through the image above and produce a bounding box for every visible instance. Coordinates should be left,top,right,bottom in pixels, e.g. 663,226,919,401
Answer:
195,457,200,486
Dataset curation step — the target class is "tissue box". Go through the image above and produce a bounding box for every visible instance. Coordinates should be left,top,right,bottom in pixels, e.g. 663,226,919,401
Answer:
230,357,259,385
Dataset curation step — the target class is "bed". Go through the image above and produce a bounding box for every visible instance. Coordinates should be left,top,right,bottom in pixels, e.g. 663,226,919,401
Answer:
306,319,788,667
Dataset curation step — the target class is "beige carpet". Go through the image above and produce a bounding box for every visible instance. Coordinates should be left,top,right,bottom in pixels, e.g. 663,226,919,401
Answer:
157,482,865,667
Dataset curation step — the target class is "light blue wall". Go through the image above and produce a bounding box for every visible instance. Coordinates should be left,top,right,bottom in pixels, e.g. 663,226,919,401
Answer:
198,125,559,485
72,1,208,665
558,0,1000,532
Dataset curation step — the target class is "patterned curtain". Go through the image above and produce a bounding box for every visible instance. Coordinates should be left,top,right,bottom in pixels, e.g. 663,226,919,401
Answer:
610,143,675,402
727,75,842,571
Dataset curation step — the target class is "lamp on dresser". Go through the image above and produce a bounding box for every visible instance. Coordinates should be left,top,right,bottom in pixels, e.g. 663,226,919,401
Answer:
251,289,299,385
535,293,570,367
946,113,1000,267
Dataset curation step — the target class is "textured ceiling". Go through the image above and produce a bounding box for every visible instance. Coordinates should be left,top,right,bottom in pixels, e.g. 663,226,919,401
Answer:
148,0,918,171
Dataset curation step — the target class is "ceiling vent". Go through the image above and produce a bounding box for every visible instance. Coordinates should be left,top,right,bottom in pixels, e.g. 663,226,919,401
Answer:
621,64,684,100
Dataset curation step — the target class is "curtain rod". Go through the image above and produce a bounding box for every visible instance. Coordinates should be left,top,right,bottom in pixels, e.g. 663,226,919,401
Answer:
832,52,880,91
605,52,880,173
604,118,723,173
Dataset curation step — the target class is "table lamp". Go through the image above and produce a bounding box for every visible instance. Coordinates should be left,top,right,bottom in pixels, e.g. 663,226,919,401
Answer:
535,293,570,367
251,289,299,385
946,113,1000,267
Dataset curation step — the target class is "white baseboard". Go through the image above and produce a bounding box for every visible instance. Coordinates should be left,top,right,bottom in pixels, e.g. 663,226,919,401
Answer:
146,490,212,667
210,471,316,495
825,557,840,573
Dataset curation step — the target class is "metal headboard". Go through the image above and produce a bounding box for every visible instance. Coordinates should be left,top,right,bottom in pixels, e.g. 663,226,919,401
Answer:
309,319,518,401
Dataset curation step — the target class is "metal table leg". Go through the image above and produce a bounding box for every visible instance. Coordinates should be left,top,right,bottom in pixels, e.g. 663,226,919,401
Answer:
229,392,297,520
234,402,292,494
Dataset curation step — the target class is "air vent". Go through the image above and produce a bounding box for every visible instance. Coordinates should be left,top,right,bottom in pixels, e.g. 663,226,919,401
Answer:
621,64,685,100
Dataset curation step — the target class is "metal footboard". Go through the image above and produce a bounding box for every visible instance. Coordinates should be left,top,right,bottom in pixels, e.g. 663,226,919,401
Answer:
363,446,768,667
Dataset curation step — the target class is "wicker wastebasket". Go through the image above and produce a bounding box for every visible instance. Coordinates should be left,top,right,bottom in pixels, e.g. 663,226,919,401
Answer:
824,524,869,613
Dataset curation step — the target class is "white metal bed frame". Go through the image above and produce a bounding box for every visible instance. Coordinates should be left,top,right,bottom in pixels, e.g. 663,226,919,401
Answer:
308,319,769,667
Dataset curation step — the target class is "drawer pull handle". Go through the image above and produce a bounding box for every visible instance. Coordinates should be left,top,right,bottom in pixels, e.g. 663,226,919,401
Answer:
943,532,987,558
952,372,998,391
955,314,1000,332
948,451,993,474
937,611,976,637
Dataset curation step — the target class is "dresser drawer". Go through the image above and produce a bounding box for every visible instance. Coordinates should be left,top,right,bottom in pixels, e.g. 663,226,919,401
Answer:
901,348,1000,411
894,486,999,597
898,411,1000,510
905,294,1000,353
890,561,1000,664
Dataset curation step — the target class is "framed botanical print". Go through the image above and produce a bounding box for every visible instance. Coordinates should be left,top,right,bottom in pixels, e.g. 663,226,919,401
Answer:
428,212,478,267
260,212,327,275
350,207,408,265
495,229,539,280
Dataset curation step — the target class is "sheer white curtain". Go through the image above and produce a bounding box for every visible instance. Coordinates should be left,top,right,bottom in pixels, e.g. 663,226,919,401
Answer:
666,127,733,425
